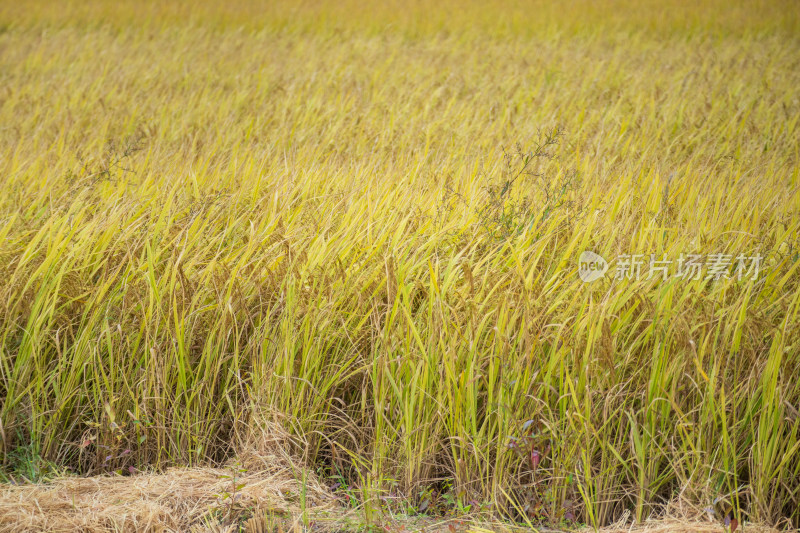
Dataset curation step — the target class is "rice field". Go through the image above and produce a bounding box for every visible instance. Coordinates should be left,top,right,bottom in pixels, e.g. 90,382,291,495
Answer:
1,0,799,530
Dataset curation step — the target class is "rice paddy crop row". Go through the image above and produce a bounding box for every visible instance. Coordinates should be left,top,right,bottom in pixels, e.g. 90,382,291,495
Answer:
0,0,799,528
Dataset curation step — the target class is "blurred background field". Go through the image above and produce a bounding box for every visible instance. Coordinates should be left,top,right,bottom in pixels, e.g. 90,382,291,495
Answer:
0,0,799,530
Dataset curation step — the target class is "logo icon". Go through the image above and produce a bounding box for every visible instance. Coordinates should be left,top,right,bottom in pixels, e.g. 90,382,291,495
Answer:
579,250,608,283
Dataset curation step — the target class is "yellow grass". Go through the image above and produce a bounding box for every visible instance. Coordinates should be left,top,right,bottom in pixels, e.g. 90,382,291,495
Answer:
0,0,799,531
